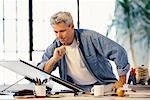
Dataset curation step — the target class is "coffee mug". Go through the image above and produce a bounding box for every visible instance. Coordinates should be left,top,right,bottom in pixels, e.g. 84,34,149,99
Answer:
35,85,46,97
91,85,104,97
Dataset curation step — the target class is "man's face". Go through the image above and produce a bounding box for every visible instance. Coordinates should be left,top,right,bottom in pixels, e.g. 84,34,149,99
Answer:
52,22,74,45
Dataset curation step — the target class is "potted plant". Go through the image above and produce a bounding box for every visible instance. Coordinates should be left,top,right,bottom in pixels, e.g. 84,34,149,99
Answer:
107,0,150,69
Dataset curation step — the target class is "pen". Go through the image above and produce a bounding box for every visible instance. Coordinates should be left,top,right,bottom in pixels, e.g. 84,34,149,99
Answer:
42,79,47,85
39,79,41,85
36,77,38,85
36,78,41,85
38,79,41,85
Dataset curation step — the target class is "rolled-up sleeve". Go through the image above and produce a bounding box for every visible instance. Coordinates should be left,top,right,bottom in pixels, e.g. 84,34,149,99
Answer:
117,63,130,76
37,61,47,70
37,43,57,71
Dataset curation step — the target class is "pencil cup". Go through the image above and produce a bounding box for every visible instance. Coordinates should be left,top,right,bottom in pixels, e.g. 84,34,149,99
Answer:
35,85,46,97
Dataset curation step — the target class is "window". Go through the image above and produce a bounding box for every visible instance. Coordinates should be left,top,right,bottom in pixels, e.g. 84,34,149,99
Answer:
32,0,77,62
80,0,116,39
0,0,29,84
0,0,116,85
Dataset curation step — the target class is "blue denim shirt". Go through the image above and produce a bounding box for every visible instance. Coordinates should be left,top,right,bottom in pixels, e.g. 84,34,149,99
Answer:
38,29,130,85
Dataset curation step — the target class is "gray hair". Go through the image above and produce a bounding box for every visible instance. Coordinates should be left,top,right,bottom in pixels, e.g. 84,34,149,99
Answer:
50,11,73,26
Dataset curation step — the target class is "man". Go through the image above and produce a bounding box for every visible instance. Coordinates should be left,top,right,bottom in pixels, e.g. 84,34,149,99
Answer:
38,11,130,91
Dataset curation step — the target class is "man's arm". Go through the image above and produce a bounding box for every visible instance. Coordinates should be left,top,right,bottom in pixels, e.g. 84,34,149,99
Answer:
112,63,130,89
91,31,130,88
43,45,66,73
119,75,126,84
43,57,58,73
112,75,126,89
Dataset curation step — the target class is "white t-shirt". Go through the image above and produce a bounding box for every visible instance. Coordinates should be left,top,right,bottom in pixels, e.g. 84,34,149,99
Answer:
65,39,97,85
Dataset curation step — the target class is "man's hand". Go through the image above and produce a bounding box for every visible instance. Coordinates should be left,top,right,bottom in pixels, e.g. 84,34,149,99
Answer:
112,75,126,89
53,46,66,61
43,46,66,73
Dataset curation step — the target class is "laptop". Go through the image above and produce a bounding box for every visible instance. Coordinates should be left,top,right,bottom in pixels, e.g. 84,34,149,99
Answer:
0,59,84,93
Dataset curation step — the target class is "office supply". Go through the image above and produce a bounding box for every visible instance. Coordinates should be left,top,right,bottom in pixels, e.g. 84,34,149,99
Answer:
36,78,42,85
35,85,46,97
0,59,84,94
42,79,48,85
13,89,34,96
